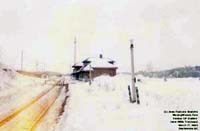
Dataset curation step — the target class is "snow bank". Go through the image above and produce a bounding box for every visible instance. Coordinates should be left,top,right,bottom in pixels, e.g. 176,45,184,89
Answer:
92,75,116,91
35,87,68,131
57,75,200,131
0,68,16,90
0,66,54,122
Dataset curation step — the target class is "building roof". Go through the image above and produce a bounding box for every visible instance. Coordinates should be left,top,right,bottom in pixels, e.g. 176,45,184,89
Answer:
73,55,117,73
82,64,94,71
73,62,83,67
86,57,116,67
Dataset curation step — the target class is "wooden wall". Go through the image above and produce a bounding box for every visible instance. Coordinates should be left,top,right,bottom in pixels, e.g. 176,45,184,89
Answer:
92,68,117,78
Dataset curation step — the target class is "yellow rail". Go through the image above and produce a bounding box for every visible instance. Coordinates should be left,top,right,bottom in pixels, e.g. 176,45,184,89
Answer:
0,81,63,131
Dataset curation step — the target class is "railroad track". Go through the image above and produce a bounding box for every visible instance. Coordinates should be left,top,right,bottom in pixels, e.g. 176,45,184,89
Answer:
0,79,67,131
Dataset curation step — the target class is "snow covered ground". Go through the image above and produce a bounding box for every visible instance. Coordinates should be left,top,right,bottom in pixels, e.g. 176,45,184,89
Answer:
57,74,200,131
0,68,54,121
35,86,69,131
1,67,199,131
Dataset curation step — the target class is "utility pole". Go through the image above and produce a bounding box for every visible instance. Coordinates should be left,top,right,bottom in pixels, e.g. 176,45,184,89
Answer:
89,64,92,85
130,39,136,102
21,50,23,70
35,60,39,71
74,36,77,65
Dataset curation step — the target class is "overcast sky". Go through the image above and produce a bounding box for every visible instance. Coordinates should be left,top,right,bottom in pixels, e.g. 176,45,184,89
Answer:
0,0,200,73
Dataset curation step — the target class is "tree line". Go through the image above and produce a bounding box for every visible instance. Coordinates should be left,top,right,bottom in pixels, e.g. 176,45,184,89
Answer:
137,66,200,78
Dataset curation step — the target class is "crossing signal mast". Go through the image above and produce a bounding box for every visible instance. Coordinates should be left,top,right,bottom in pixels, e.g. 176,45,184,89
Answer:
130,39,137,102
129,39,140,104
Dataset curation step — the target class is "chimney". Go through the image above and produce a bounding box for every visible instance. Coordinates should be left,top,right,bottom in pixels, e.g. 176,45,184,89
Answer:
99,54,103,59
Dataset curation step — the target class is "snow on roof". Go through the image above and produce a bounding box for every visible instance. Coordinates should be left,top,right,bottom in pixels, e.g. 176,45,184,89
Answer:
73,56,117,69
82,64,94,71
73,64,93,73
73,62,83,67
92,60,116,68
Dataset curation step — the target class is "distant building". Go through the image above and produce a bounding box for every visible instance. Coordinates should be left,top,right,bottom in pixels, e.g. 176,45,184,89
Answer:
72,54,118,80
